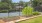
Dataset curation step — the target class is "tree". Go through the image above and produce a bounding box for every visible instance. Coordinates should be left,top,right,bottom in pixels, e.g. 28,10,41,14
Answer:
24,2,28,7
0,2,11,10
1,0,12,3
22,6,33,16
19,0,24,6
32,0,42,7
32,0,42,12
30,0,32,6
1,0,14,9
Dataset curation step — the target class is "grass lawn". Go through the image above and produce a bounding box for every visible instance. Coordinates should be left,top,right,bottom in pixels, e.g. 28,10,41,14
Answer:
18,16,42,23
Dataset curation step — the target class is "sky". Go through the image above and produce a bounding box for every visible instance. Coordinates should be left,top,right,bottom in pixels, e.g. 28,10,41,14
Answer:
12,0,30,3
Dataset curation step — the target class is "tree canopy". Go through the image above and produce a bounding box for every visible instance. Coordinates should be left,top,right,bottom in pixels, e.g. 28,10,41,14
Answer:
32,0,42,7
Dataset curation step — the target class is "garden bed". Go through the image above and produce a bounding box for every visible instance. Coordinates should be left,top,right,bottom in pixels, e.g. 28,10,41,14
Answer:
0,15,41,23
18,15,42,23
0,15,37,22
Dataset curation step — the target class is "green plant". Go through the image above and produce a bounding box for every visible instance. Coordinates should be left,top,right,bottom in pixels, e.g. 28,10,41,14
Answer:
18,16,42,23
1,10,8,13
22,6,33,16
33,11,40,15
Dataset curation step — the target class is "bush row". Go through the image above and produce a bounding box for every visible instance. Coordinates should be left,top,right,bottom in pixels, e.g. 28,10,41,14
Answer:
22,6,40,16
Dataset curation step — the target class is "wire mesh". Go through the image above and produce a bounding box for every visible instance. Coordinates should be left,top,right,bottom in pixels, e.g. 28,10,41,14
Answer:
0,0,42,22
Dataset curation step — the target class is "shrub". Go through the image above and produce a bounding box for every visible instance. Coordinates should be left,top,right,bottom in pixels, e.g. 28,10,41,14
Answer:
22,6,33,16
33,11,40,15
1,10,8,13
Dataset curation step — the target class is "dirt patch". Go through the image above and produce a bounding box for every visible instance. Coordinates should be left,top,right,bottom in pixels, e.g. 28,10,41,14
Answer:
0,19,5,23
